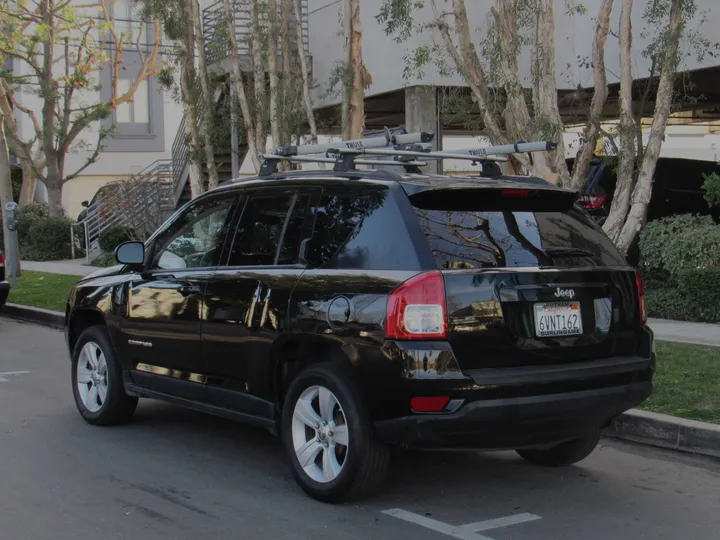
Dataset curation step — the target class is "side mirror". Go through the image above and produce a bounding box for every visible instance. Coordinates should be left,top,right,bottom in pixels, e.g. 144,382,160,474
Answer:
115,241,145,267
81,200,89,208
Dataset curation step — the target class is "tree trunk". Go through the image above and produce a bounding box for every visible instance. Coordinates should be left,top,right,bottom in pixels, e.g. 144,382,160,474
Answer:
532,0,570,186
294,0,318,145
617,0,684,251
570,0,614,189
223,0,261,171
180,56,205,199
343,0,370,139
492,0,547,178
251,0,268,154
268,0,281,150
190,0,220,190
280,0,293,148
19,158,39,206
603,0,636,243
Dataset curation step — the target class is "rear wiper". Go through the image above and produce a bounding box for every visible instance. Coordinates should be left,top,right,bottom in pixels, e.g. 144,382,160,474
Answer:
544,247,594,257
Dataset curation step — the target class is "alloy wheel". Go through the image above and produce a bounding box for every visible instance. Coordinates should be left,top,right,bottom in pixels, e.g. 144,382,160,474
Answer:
291,385,349,483
76,341,108,413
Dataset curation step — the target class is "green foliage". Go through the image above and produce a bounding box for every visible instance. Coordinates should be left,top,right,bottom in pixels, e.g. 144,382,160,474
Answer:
640,213,720,323
701,171,720,207
638,214,716,279
663,225,720,278
99,227,135,253
14,203,75,261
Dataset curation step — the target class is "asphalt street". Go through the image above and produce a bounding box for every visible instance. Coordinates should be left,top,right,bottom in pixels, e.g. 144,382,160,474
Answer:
1,316,719,540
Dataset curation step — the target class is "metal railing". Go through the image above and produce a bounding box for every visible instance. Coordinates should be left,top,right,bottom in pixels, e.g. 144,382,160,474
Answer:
171,116,189,190
72,159,175,260
202,0,309,64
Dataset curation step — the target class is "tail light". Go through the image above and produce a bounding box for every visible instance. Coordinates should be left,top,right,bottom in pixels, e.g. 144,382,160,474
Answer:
579,194,607,209
411,396,450,413
636,272,647,325
385,271,448,340
0,252,4,265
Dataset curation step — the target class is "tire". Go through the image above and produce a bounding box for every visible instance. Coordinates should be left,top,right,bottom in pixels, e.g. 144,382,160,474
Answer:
282,362,390,503
71,325,138,426
517,431,600,467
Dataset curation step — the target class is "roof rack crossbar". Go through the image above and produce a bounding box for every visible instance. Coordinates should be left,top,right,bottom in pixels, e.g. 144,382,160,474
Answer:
257,128,558,176
264,155,429,167
275,129,435,157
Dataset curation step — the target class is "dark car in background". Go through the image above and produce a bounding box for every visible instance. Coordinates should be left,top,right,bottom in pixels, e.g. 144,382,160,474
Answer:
576,157,720,225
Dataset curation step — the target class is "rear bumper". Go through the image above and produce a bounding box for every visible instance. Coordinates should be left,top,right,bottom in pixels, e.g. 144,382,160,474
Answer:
375,381,652,450
0,281,9,306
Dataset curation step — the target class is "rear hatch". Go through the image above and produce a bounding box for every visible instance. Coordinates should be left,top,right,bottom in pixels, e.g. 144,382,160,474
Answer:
406,184,644,370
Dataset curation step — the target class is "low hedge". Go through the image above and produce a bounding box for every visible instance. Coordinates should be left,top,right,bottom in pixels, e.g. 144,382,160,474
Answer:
640,214,720,323
1,203,80,261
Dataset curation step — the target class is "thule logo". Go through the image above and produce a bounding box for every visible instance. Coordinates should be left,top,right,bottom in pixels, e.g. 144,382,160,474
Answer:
346,141,365,149
554,287,576,299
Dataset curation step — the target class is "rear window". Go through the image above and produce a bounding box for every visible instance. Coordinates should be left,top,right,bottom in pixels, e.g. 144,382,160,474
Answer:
410,190,627,269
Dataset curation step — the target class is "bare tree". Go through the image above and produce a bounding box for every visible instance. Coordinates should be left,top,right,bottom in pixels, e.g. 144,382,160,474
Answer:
569,0,614,189
343,0,372,139
190,0,220,190
602,0,636,241
616,0,685,251
0,0,163,216
294,0,319,145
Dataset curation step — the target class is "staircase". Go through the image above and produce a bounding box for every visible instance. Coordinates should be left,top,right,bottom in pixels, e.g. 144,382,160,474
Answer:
78,160,175,259
170,88,249,208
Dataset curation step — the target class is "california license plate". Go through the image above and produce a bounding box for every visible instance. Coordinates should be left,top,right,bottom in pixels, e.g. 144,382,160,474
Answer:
534,302,583,337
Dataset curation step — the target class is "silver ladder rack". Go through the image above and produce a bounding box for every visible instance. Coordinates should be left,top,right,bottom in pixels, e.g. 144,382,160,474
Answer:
258,128,558,176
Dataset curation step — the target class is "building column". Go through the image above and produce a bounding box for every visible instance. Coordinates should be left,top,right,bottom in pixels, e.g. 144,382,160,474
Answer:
405,86,443,174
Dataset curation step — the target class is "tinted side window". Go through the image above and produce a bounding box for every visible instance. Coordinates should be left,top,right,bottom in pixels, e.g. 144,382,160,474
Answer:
151,197,234,270
308,184,422,270
307,188,379,268
226,192,310,267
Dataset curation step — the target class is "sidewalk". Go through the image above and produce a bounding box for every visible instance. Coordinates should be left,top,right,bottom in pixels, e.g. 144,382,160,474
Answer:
649,318,720,348
20,260,94,277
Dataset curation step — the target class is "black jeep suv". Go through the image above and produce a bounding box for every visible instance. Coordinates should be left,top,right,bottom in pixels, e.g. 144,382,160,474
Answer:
65,168,654,502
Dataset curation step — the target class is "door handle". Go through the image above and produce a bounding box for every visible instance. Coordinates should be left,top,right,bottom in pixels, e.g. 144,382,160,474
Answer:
178,284,202,296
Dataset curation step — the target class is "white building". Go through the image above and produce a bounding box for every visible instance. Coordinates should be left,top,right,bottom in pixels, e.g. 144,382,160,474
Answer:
10,0,720,218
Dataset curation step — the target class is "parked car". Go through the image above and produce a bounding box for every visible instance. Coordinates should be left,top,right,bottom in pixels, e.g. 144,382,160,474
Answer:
576,157,720,224
76,181,124,248
0,250,8,306
65,163,654,502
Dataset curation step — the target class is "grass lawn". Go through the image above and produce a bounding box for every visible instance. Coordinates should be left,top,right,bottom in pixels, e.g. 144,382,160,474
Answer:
7,270,80,312
641,341,720,424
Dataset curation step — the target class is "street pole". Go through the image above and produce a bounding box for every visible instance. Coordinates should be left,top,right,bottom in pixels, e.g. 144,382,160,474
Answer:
4,202,18,289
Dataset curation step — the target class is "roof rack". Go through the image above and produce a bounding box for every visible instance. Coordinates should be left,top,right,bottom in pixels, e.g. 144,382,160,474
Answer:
257,127,558,177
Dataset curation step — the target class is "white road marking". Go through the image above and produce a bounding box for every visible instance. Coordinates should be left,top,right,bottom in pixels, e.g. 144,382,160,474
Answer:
0,371,30,382
382,508,542,540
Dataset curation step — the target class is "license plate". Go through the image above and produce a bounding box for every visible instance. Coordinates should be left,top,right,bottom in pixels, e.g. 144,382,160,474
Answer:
534,302,583,337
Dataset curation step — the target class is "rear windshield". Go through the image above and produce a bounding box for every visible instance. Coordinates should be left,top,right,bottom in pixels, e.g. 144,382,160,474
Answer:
410,190,627,269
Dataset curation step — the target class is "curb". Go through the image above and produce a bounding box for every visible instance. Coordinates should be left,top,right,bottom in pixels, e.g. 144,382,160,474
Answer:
605,408,720,459
0,303,64,329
